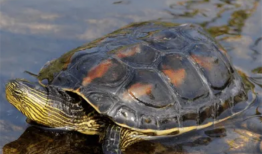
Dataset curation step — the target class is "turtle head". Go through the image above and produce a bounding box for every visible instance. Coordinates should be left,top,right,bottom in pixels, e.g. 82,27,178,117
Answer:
5,79,48,123
5,79,104,134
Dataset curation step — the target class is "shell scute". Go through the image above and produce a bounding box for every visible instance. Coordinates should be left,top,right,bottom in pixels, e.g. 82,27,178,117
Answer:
158,115,180,129
51,71,81,89
87,92,116,113
181,111,199,127
160,53,209,101
145,29,188,51
189,44,231,91
82,59,112,86
113,44,160,66
114,106,137,127
82,58,129,88
123,69,176,108
140,115,157,129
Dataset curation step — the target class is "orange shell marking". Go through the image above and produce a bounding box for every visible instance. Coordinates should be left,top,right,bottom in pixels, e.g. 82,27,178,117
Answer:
82,60,112,86
219,48,227,54
123,83,153,101
129,83,153,97
219,48,230,59
162,68,186,87
117,45,141,58
191,55,214,71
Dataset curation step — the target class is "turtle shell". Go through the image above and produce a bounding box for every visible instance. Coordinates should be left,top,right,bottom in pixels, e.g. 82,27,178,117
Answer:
38,21,251,134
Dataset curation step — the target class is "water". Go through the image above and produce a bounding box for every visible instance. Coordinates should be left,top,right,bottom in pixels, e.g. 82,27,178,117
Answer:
0,0,261,153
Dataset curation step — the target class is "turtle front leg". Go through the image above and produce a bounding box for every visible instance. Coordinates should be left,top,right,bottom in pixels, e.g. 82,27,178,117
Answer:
102,124,145,154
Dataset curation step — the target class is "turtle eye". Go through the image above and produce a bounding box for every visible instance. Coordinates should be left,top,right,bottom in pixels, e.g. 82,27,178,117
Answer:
13,90,22,96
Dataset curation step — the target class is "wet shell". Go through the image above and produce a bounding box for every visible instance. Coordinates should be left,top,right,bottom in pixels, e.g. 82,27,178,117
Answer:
39,21,250,133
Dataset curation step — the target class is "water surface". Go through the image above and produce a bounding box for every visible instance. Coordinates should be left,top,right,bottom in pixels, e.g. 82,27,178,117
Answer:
0,0,261,153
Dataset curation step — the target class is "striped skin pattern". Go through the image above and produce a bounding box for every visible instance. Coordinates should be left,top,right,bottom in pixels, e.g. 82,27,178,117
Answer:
6,80,105,135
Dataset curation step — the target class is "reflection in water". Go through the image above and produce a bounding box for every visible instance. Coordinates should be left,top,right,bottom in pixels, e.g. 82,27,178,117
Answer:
0,0,261,153
3,126,101,154
250,37,262,61
113,0,131,5
4,115,262,154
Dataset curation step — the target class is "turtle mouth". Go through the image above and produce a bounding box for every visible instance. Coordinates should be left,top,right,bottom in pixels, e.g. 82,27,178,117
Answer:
5,80,25,108
5,79,47,112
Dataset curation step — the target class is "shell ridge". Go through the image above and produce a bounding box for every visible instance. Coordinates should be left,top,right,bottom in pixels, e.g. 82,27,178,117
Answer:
212,45,234,73
186,44,215,99
154,66,183,129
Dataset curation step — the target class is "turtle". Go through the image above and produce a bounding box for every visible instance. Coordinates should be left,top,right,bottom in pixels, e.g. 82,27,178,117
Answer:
5,21,254,154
